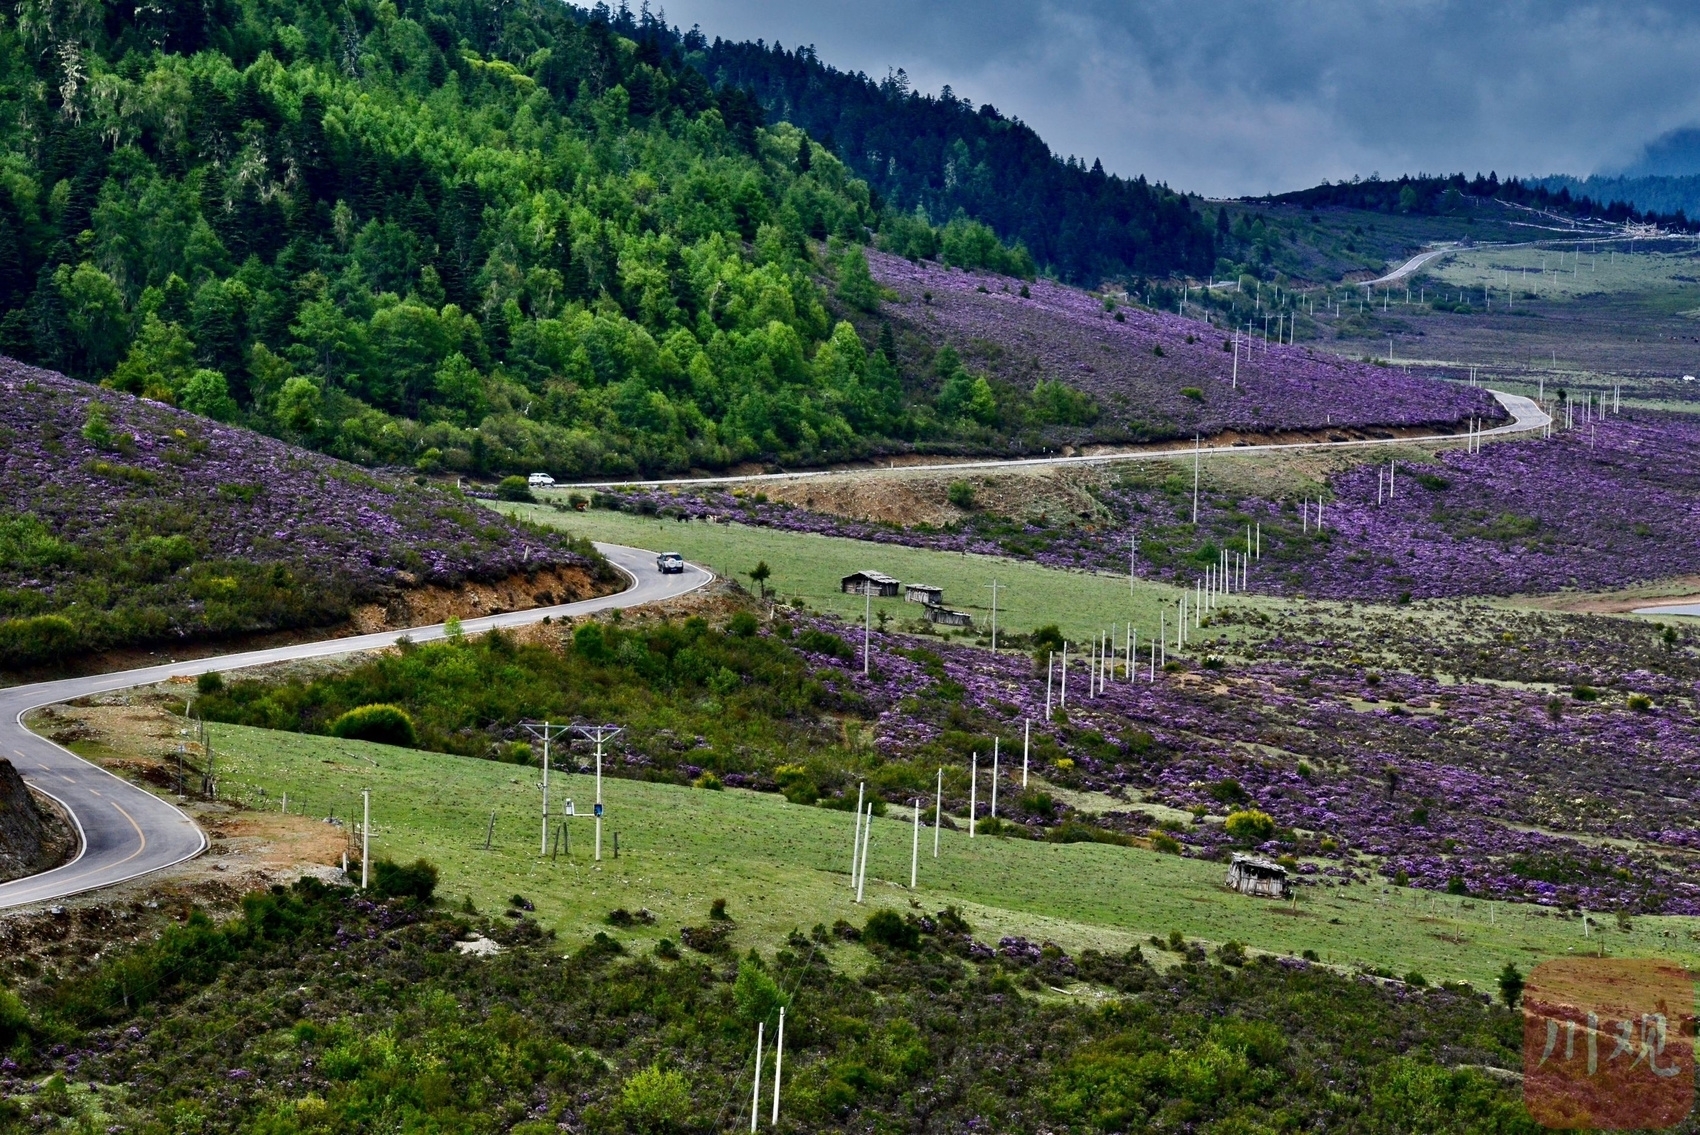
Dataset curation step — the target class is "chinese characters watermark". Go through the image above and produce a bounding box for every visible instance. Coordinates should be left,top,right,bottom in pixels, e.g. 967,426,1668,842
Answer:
1523,958,1694,1129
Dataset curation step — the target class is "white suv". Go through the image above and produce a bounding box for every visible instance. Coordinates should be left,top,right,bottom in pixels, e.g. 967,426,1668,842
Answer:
527,472,555,487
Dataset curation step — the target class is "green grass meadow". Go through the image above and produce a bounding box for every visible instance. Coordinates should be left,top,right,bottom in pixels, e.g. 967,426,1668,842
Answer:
208,723,1700,988
502,500,1256,647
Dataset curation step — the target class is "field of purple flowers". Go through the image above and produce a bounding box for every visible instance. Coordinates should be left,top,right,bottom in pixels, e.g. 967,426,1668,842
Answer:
0,362,604,668
749,607,1700,915
869,249,1504,439
1020,411,1700,599
606,409,1700,601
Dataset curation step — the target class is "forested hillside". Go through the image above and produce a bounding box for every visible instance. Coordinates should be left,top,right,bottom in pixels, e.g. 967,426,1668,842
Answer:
1532,173,1700,225
689,35,1217,285
0,0,1107,478
1269,171,1695,230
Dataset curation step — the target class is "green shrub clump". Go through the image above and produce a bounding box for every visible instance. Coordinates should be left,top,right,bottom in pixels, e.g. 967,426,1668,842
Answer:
496,476,536,503
1224,808,1276,845
864,909,921,950
371,858,439,903
329,704,419,748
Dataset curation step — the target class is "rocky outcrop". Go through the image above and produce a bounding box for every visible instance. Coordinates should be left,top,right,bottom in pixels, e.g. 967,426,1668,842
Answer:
0,757,72,883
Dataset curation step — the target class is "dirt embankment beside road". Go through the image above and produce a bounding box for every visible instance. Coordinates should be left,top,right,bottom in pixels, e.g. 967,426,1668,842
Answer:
31,562,620,682
346,563,605,634
0,758,77,883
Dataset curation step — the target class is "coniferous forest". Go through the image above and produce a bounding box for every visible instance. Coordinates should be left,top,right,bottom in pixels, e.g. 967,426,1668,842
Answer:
0,1,1214,479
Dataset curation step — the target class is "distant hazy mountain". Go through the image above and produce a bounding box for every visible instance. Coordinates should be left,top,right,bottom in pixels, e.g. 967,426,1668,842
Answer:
1531,173,1700,221
1618,126,1700,178
1531,125,1700,220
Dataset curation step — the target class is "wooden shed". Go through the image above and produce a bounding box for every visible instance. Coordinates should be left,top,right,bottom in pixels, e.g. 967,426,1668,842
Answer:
841,570,900,597
925,606,973,628
1225,854,1291,899
905,584,944,606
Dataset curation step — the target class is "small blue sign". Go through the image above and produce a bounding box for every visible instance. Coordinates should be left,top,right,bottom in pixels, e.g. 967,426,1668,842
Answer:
593,803,604,817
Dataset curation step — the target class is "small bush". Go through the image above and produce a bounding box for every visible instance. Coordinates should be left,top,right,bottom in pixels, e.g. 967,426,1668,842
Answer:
947,480,976,509
1571,684,1599,702
495,475,535,502
372,858,438,903
709,898,731,921
196,671,224,695
1224,808,1276,845
1403,971,1428,988
1217,940,1247,966
1045,820,1134,847
727,611,759,638
329,703,418,747
0,614,80,666
693,771,723,790
1208,778,1248,805
774,765,819,805
654,938,679,959
864,909,921,950
615,1064,691,1133
1497,962,1524,1008
1627,693,1653,711
733,957,787,1022
1181,386,1204,402
1151,832,1183,855
679,923,732,953
797,628,852,660
0,984,29,1046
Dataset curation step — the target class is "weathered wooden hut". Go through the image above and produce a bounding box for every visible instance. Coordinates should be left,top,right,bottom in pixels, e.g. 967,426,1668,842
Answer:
841,570,900,597
1225,853,1291,899
925,606,973,628
905,584,944,606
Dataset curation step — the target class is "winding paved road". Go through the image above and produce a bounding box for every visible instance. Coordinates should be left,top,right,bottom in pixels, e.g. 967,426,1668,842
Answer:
0,544,711,910
1631,601,1700,618
561,389,1550,491
0,392,1557,907
1369,246,1457,285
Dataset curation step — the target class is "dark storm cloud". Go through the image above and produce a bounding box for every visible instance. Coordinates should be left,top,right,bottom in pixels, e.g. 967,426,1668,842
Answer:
654,1,1700,196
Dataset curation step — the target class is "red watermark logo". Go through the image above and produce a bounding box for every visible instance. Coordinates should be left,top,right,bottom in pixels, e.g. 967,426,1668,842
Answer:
1523,958,1695,1129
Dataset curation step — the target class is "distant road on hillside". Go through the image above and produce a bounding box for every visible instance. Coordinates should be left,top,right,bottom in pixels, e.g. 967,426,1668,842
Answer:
0,544,711,909
562,389,1550,491
1369,246,1458,285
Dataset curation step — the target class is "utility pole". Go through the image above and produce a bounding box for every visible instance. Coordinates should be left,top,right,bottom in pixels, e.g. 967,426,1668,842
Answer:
361,789,370,890
933,768,942,858
1192,435,1200,523
985,579,1000,650
570,723,623,860
861,582,874,675
522,720,571,856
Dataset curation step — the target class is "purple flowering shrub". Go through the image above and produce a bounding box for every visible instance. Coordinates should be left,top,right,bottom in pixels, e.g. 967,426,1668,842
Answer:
762,607,1700,915
0,362,601,666
869,249,1503,439
610,409,1700,600
1257,412,1700,599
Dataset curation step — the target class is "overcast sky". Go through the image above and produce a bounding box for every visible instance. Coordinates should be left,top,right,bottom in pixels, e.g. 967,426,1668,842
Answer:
652,0,1700,197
